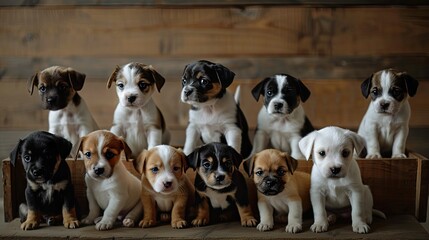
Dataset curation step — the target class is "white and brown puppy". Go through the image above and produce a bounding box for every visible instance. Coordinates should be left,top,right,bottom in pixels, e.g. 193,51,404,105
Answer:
251,74,314,159
243,149,311,233
299,126,384,234
107,62,170,158
181,60,252,158
76,130,142,231
28,66,99,155
358,69,419,158
134,145,194,229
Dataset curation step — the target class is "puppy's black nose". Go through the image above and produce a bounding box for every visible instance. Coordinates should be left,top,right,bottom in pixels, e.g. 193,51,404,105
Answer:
215,174,225,182
94,167,105,176
127,95,137,103
265,178,278,187
32,169,43,177
184,89,193,97
274,102,283,110
330,167,341,175
380,102,390,110
164,181,172,188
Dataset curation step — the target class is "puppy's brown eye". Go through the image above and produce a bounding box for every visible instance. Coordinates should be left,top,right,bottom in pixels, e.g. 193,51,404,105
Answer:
224,161,232,169
173,166,180,172
255,170,263,176
39,86,46,93
84,152,91,159
342,149,351,158
138,82,148,90
23,155,31,162
319,151,326,157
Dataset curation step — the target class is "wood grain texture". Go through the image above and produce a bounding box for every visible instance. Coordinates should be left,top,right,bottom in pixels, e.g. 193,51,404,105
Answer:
1,7,428,57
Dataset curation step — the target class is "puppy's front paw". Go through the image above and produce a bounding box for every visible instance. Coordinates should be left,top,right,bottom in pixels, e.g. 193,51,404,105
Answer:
392,153,407,158
172,219,187,229
366,153,382,159
95,220,114,231
353,222,370,234
310,220,329,233
256,223,273,232
21,220,39,230
122,218,135,227
241,217,258,227
191,217,209,227
139,218,156,228
285,222,302,233
64,219,80,229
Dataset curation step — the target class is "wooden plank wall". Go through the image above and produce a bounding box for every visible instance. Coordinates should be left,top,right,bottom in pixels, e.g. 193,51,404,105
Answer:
0,1,428,150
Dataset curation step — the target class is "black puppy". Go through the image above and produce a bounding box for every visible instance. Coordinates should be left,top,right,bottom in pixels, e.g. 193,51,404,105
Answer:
180,60,252,158
10,131,80,230
187,142,257,227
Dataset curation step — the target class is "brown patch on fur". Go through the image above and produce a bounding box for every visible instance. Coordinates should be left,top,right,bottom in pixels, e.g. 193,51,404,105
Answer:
192,196,210,226
21,209,41,230
206,82,222,99
62,207,79,229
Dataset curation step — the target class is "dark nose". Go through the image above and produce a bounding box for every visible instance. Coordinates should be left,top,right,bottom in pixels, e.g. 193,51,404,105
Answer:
215,174,225,182
274,102,283,110
330,167,342,175
127,95,137,103
184,89,193,97
265,178,278,187
380,102,390,110
163,181,172,188
94,167,105,176
32,169,43,177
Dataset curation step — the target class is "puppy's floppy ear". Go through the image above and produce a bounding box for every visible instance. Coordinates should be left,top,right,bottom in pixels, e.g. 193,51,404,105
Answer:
28,72,39,95
214,63,235,89
281,152,298,175
251,77,270,101
107,65,121,89
297,79,311,103
67,68,86,91
186,147,200,170
145,65,165,92
55,135,73,160
134,150,148,175
242,154,255,177
10,138,24,167
361,74,373,98
229,146,243,169
345,130,367,157
399,72,419,97
298,130,318,160
74,136,85,161
177,148,189,172
120,138,133,161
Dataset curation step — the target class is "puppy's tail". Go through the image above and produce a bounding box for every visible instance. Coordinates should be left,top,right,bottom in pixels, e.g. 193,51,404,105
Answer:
373,209,387,219
234,85,241,105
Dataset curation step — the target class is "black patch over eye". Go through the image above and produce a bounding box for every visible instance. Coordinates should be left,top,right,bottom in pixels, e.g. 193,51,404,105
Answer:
39,86,46,93
202,160,211,169
138,81,148,91
105,151,115,160
342,149,351,158
117,83,124,90
23,155,31,163
200,78,209,86
266,90,273,97
319,151,326,157
224,160,232,169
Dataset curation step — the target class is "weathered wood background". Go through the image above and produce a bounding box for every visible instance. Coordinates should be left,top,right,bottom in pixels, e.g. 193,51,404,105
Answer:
0,1,428,156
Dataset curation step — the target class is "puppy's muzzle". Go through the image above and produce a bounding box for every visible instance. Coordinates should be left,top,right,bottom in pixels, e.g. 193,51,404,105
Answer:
163,181,173,189
183,88,193,97
215,174,225,183
260,176,283,196
127,95,137,104
93,166,105,176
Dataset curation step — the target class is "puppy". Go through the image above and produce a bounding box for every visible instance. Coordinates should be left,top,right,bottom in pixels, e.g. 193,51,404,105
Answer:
107,62,170,158
76,130,142,231
187,142,257,227
181,60,252,158
134,145,194,229
358,69,419,158
243,149,311,233
9,131,79,230
299,126,384,234
28,66,99,155
251,74,314,159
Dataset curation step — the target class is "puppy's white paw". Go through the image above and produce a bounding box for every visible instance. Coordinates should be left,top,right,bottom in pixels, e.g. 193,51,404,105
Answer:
256,223,273,232
95,220,114,231
310,221,329,233
353,222,371,234
366,153,382,159
285,222,302,233
392,153,407,158
122,218,135,227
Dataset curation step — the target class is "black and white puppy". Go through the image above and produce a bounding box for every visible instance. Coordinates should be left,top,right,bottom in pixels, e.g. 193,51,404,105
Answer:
181,60,252,158
251,74,314,159
107,62,170,158
358,69,419,158
9,131,79,230
28,66,99,156
187,142,257,227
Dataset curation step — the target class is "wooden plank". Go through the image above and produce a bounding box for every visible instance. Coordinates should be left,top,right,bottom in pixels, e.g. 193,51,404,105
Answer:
1,0,428,7
1,56,428,81
1,7,428,57
412,152,429,222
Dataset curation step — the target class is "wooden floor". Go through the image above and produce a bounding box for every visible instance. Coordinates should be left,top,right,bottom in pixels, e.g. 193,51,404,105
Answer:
0,215,428,240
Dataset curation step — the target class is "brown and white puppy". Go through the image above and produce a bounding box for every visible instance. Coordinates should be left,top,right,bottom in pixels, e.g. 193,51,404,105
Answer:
251,74,314,159
28,66,99,155
181,60,252,158
134,145,194,229
76,130,142,231
107,62,170,158
358,69,419,158
243,149,311,233
187,142,257,227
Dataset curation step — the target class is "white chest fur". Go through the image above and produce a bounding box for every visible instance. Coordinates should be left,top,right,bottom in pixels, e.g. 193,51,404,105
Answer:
203,188,234,210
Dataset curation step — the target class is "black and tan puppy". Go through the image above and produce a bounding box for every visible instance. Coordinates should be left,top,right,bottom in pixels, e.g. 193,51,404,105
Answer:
181,60,252,158
9,131,79,230
187,142,257,227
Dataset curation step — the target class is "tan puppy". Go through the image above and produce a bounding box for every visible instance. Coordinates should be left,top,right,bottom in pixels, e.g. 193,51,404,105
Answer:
244,149,311,233
134,145,194,229
76,130,142,231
